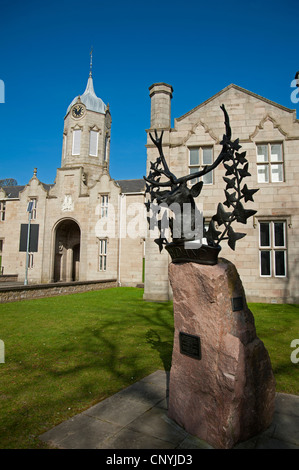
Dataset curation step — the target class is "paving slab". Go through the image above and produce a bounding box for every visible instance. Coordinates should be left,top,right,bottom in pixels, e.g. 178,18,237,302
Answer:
39,370,299,450
39,413,123,449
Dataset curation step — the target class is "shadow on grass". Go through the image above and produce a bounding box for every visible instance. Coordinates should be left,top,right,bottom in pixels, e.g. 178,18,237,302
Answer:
0,288,176,447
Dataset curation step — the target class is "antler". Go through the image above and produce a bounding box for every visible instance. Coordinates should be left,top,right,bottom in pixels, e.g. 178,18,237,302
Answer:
144,130,177,187
174,104,231,184
144,104,231,188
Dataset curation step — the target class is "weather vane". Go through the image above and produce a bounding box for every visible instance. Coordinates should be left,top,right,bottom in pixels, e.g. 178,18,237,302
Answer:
144,105,259,265
89,46,93,77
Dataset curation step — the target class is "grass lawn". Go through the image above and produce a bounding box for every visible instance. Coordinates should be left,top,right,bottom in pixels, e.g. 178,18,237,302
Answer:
0,287,298,449
250,302,299,397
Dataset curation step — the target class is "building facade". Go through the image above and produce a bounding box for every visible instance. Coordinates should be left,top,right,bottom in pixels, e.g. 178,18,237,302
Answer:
0,78,298,304
0,72,145,287
144,83,299,304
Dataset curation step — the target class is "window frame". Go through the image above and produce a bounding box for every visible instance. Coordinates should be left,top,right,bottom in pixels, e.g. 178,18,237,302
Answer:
0,239,3,274
72,129,81,156
29,198,37,220
188,146,214,185
100,195,109,218
256,142,284,184
98,238,107,271
104,134,109,162
258,220,287,278
63,133,67,159
89,130,99,157
0,201,6,221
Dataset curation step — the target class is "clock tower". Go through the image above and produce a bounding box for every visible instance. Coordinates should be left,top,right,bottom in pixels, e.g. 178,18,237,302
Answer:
61,58,111,186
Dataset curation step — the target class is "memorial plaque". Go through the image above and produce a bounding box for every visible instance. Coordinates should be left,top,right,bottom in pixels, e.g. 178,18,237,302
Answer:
179,332,201,360
232,296,243,312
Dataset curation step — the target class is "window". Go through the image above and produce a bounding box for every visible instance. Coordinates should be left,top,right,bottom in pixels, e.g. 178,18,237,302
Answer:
0,201,5,221
72,129,81,155
29,198,37,220
63,134,67,159
256,143,284,183
101,195,109,217
189,147,213,185
89,130,98,157
99,239,107,271
0,239,3,274
28,253,34,269
259,221,287,277
104,135,108,162
202,218,211,244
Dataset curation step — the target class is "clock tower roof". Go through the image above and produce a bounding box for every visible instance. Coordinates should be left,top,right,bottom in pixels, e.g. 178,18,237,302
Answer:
66,75,107,116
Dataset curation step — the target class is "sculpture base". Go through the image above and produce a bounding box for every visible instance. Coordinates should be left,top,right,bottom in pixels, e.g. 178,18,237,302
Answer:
165,242,221,265
168,258,276,449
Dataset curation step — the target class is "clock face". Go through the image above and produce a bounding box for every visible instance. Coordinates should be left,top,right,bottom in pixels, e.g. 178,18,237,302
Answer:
72,104,85,118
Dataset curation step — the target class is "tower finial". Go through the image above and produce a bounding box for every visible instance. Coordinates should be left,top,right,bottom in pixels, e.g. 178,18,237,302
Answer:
89,46,93,78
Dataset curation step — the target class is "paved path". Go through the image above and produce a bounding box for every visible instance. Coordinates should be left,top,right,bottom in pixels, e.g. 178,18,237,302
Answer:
39,370,299,449
0,282,24,288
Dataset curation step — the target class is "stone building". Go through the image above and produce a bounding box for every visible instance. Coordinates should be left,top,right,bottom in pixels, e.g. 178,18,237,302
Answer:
0,77,298,304
0,71,145,287
144,83,299,304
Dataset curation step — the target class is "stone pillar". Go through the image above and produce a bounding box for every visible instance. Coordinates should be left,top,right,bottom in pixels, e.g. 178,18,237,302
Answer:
168,258,276,449
66,248,73,282
143,238,170,301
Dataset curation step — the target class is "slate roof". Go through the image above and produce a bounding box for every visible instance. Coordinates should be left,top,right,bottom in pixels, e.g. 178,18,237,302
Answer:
1,185,25,198
1,183,54,198
1,180,145,198
116,179,145,193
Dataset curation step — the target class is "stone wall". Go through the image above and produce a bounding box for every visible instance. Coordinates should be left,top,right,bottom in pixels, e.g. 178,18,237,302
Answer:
0,275,18,283
0,279,117,303
144,83,299,303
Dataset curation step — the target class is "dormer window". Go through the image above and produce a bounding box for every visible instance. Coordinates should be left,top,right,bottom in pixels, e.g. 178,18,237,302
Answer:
29,198,37,220
101,195,109,217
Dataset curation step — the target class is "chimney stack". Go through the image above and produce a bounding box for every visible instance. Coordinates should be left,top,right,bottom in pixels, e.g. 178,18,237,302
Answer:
149,83,173,129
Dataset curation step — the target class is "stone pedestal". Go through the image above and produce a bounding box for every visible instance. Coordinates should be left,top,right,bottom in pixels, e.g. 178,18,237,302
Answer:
168,258,276,449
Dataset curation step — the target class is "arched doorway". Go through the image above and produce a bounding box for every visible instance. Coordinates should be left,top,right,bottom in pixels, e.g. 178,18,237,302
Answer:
53,219,81,282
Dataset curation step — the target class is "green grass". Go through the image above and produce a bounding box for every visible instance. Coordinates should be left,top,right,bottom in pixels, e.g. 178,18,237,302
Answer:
0,288,298,449
250,302,299,396
0,287,174,449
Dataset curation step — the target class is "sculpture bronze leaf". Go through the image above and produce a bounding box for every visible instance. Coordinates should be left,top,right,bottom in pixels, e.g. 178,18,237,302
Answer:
144,105,259,262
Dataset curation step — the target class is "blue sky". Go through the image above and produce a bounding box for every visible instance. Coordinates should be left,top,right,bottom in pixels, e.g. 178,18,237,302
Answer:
0,0,298,186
